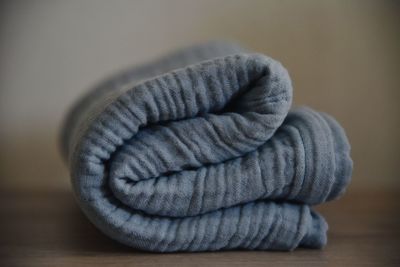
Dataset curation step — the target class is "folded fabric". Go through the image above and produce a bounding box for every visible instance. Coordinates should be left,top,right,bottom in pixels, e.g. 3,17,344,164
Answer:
60,41,352,252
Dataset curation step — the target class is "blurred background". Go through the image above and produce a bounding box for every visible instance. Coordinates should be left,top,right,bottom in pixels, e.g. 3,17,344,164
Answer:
0,0,399,193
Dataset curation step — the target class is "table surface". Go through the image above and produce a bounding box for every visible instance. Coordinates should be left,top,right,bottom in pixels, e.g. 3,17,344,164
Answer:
1,188,399,267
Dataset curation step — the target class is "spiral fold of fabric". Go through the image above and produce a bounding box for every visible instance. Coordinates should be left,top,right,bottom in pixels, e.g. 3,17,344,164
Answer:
60,41,352,252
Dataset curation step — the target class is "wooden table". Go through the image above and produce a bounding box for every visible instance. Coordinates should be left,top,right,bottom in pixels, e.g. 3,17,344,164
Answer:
1,188,399,267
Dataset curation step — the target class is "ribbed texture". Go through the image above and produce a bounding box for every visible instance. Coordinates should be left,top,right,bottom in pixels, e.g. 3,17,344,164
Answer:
60,41,352,252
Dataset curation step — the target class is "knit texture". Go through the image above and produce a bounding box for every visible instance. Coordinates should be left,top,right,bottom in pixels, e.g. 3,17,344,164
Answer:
60,41,352,252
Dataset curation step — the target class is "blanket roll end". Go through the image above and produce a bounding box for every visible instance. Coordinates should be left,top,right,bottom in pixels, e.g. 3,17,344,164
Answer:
299,209,328,249
283,107,353,205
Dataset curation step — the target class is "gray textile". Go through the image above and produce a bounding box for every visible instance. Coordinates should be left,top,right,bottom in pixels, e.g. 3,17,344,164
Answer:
60,41,352,252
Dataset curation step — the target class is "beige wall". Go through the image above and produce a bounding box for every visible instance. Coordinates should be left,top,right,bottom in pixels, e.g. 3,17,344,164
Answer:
1,0,399,191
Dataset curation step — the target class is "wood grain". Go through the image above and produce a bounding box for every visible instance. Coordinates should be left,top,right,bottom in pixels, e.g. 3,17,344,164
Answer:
1,188,399,267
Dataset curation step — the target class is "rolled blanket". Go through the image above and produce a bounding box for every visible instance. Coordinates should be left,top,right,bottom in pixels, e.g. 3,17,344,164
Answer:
60,41,352,252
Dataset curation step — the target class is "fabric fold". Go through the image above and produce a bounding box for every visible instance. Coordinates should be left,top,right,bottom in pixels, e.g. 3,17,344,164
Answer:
60,41,352,252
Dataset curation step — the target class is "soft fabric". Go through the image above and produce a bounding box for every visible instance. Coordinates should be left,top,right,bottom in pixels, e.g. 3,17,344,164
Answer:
60,41,352,252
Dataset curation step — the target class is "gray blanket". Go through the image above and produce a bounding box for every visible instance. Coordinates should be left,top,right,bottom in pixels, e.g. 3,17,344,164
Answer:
60,41,352,252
